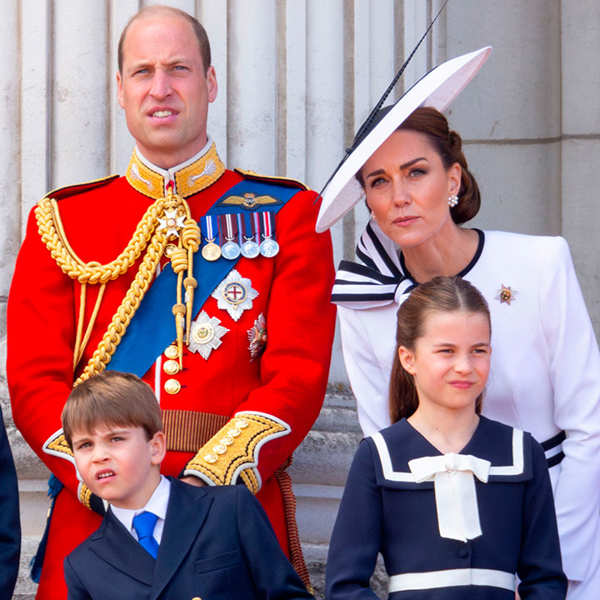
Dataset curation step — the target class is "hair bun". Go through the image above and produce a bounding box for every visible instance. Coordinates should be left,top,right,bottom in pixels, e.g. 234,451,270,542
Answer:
448,130,462,153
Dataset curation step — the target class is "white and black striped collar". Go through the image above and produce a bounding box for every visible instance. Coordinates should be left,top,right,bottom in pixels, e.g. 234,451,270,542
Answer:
332,220,415,309
332,222,485,309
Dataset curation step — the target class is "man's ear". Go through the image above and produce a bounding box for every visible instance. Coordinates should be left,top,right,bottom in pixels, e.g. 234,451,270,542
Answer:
206,65,218,104
149,431,167,465
398,346,416,375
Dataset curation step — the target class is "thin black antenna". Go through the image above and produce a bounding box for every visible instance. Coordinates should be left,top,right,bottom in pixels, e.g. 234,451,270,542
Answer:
317,0,449,199
352,0,449,147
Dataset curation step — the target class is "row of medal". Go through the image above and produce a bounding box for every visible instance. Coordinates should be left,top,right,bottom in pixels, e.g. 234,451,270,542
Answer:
200,212,279,261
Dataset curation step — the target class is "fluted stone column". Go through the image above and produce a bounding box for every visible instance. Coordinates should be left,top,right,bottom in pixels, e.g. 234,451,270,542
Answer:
448,0,562,236
561,0,600,326
4,2,600,599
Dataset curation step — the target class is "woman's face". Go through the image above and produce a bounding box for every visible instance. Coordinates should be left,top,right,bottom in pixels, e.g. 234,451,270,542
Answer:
362,129,461,249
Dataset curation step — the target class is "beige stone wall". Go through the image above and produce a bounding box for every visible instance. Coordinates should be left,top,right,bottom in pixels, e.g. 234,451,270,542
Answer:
3,1,600,598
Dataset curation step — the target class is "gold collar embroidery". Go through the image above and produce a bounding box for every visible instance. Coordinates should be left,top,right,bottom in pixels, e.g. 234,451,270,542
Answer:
126,143,226,199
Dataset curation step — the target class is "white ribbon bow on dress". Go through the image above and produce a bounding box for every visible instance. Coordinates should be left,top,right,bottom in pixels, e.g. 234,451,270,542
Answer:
408,453,491,542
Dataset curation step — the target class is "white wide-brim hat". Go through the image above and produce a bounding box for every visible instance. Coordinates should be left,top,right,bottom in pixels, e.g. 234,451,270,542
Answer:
315,46,492,233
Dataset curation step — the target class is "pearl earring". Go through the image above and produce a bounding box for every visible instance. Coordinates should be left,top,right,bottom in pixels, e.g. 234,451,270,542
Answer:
448,194,459,208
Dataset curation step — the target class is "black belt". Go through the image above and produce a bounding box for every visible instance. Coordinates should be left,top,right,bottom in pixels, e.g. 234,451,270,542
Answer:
542,430,566,468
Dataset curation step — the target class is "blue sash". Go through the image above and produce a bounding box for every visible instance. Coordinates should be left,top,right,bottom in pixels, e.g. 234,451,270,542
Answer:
107,179,298,377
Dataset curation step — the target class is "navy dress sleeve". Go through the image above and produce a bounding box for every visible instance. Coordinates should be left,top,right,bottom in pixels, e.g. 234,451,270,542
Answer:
326,439,383,600
517,435,567,599
0,409,20,599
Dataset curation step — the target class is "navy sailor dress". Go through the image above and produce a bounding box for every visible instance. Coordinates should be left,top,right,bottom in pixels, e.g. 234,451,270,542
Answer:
326,416,567,599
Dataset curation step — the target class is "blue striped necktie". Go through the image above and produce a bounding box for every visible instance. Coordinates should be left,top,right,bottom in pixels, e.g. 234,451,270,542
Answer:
132,511,159,559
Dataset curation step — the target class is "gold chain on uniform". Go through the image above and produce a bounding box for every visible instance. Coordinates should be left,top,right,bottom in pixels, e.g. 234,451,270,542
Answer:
35,187,201,385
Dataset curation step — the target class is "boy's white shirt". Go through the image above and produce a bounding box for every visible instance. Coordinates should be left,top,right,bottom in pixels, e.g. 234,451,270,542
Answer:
110,475,171,544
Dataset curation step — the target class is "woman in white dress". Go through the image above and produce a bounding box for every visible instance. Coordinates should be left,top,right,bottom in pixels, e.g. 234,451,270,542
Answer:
317,50,600,599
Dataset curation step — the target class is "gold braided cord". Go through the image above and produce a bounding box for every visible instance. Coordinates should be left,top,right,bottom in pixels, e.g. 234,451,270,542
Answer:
169,247,188,273
74,283,106,370
74,228,169,385
73,283,87,370
35,196,168,284
182,218,200,342
35,187,200,386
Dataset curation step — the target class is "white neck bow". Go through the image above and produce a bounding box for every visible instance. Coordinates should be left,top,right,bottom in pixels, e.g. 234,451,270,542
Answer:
408,453,491,543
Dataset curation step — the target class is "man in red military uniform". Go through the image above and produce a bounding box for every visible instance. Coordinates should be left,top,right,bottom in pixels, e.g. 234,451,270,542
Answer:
7,6,335,599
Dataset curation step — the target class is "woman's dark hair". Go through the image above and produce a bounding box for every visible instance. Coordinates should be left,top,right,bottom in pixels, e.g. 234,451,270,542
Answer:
389,276,491,423
356,106,480,224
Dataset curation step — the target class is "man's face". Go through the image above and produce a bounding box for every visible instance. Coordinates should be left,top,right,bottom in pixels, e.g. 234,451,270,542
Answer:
117,14,217,169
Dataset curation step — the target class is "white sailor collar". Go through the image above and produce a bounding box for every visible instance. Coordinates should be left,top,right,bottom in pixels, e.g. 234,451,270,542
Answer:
332,222,485,309
368,416,532,489
126,137,226,199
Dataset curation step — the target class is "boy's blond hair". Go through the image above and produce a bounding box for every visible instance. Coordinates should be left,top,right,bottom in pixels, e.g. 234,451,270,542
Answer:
62,371,162,448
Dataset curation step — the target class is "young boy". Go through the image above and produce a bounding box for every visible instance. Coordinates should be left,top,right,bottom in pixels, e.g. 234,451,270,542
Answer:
62,371,314,600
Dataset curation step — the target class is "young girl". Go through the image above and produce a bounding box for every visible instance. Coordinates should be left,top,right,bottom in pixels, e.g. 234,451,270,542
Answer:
326,276,567,599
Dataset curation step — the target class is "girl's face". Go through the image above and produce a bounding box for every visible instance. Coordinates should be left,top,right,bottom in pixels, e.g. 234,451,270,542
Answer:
362,129,461,249
398,309,491,417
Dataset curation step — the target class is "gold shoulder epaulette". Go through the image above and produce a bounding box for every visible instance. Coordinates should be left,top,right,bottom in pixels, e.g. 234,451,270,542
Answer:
45,174,120,202
234,168,308,191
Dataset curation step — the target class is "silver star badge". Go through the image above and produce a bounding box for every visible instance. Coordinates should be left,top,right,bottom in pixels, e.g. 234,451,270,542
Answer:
212,269,259,322
158,208,186,238
188,311,229,359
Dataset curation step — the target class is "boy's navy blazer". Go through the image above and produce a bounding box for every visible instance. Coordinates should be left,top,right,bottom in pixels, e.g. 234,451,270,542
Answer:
64,477,313,600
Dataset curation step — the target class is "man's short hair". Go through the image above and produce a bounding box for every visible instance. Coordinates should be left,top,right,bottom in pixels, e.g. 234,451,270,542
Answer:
118,5,211,73
62,371,162,449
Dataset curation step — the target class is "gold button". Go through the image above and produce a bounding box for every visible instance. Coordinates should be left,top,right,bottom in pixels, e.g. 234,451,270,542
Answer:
163,359,180,375
236,418,249,429
164,378,181,394
229,428,241,437
221,436,233,446
164,344,178,359
213,444,227,455
204,454,217,464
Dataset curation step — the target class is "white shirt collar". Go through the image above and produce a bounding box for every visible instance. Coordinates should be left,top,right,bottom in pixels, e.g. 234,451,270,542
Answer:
110,475,171,541
135,138,213,181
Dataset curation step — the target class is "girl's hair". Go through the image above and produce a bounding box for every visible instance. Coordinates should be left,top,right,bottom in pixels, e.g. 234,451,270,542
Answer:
389,276,491,423
356,106,481,224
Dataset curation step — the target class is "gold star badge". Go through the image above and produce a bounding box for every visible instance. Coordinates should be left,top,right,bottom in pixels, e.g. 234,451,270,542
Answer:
496,284,517,305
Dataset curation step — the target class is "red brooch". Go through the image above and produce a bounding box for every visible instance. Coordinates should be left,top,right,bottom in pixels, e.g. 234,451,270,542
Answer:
247,314,267,360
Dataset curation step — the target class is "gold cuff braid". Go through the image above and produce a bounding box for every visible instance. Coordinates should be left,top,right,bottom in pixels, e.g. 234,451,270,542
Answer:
183,412,291,494
78,483,93,509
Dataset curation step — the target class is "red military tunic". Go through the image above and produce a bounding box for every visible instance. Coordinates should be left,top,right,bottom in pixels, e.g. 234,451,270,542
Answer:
7,143,336,599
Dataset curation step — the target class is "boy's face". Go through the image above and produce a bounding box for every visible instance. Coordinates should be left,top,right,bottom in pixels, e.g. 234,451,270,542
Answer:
71,424,165,509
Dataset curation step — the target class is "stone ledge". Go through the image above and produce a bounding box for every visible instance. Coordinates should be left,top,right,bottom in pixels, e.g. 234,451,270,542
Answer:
294,483,343,545
19,479,49,537
289,429,361,486
303,542,388,600
13,535,38,600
